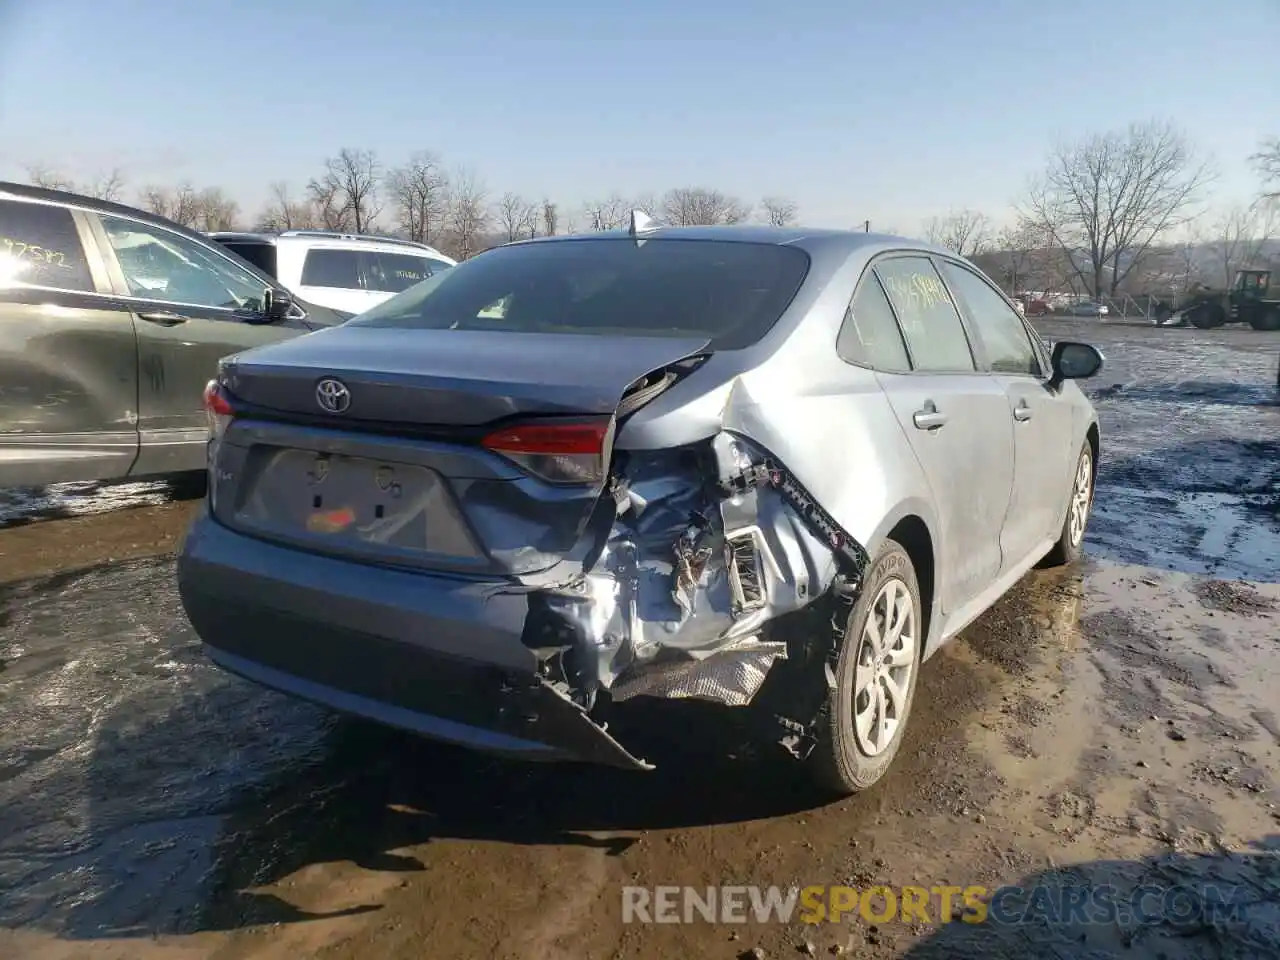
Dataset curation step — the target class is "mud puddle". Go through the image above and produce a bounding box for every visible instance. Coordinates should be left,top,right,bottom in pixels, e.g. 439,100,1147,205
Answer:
2,557,1277,960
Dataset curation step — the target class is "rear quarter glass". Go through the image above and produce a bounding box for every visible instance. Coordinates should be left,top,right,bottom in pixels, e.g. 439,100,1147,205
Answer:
348,238,811,351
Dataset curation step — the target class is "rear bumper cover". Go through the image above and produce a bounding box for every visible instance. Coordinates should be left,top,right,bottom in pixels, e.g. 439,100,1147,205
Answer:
178,511,652,769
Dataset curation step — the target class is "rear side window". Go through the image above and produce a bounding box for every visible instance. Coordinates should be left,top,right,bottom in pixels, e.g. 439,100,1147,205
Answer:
0,199,94,292
301,248,361,289
837,273,911,372
219,241,278,279
874,256,975,372
363,251,449,293
938,261,1041,376
350,238,811,350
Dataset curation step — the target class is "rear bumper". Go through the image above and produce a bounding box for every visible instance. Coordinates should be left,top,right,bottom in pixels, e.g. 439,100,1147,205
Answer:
177,510,652,770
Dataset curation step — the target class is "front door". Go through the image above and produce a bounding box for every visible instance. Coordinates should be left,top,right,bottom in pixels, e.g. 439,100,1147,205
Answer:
91,212,308,474
937,260,1076,570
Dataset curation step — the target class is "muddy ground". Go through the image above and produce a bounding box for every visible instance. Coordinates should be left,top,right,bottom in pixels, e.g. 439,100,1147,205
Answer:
1,320,1277,960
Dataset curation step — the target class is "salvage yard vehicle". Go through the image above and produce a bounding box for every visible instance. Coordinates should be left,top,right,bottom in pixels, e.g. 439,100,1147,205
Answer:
1155,270,1280,331
0,183,348,487
209,230,456,317
178,216,1104,794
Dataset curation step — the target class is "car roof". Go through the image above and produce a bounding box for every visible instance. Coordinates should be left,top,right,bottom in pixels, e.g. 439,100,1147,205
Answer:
210,230,451,258
0,181,289,290
501,223,954,260
0,180,236,250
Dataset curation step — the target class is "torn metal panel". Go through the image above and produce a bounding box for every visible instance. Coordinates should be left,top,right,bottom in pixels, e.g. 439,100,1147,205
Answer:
526,430,868,716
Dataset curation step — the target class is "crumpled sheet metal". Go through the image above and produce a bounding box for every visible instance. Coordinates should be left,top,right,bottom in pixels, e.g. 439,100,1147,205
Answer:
608,636,788,705
539,432,845,708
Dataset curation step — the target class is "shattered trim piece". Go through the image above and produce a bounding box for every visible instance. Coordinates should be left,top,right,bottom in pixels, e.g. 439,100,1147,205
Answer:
609,636,788,706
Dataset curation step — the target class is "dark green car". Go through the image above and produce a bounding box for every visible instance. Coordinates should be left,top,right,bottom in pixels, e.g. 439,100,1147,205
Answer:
0,183,349,487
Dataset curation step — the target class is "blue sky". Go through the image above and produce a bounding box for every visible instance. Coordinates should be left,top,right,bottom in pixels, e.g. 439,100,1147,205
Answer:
1,0,1276,231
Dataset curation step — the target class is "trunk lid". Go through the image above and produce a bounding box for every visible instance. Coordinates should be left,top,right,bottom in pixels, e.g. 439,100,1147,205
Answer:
212,326,712,577
220,326,712,427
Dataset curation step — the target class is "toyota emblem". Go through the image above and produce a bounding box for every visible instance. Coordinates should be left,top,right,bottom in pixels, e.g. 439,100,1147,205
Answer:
315,378,351,414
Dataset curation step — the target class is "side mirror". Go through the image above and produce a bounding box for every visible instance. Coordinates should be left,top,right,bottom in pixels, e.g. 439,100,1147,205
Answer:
262,287,294,322
1048,341,1104,389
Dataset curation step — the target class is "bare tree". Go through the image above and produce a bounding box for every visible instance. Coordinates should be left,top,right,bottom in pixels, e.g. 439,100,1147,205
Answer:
26,163,125,200
542,199,560,237
1204,202,1277,288
661,187,751,226
26,163,76,191
86,169,127,202
1252,137,1280,200
1021,120,1213,298
582,194,632,231
257,181,318,231
387,151,449,244
925,209,992,257
445,167,490,260
309,149,382,233
195,187,239,232
138,182,202,227
496,192,538,241
760,196,799,227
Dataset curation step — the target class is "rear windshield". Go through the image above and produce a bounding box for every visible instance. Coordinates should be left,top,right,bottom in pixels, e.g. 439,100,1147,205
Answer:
217,240,278,279
348,238,810,350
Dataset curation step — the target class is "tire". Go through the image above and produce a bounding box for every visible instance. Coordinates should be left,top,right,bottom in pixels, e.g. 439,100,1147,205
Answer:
809,538,923,795
1188,302,1225,329
1040,442,1094,568
1248,308,1280,331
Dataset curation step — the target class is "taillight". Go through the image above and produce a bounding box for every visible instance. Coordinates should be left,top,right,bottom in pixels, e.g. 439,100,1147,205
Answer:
481,417,614,485
202,380,234,439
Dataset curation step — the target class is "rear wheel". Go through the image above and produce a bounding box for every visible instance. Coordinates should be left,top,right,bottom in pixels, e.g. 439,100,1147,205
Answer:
1248,307,1280,331
1041,443,1094,568
1188,302,1225,329
809,539,922,795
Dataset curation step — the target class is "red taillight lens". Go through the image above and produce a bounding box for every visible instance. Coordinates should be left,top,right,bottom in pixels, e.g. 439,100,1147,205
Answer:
481,417,613,484
202,380,234,438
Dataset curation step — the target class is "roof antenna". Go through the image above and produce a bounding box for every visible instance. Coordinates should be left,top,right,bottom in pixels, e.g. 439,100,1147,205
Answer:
629,209,658,238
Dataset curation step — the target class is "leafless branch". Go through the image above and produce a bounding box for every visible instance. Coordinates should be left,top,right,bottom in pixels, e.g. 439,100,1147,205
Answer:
308,149,382,233
541,199,560,237
496,192,539,242
581,194,633,231
387,151,449,244
445,166,490,259
1020,119,1214,298
660,187,751,226
138,182,202,228
257,182,318,231
1251,137,1280,200
925,209,992,257
1205,201,1277,288
760,196,799,227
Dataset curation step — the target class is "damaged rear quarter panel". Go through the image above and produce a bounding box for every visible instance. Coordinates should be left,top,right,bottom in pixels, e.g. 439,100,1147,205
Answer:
530,239,941,720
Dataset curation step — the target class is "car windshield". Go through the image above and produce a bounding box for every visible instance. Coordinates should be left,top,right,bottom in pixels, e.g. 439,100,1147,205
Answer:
348,237,811,350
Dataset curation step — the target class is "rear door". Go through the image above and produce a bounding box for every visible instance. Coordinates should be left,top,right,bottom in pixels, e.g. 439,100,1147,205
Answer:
89,212,309,475
870,255,1014,613
297,247,374,314
937,259,1075,571
360,250,450,307
0,197,140,486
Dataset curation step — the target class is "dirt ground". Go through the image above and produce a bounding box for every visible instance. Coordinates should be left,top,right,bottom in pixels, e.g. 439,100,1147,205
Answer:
1,320,1278,960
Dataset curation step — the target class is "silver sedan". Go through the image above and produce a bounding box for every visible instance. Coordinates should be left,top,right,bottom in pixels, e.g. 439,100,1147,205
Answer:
178,218,1103,795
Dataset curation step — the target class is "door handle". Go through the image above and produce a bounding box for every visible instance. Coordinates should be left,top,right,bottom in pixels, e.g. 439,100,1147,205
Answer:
137,311,189,327
1013,401,1033,422
912,402,948,430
